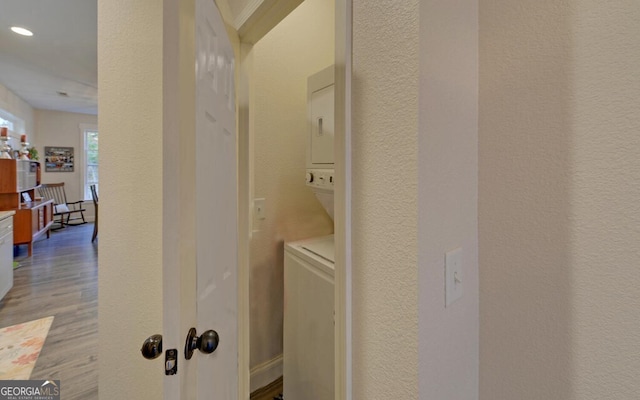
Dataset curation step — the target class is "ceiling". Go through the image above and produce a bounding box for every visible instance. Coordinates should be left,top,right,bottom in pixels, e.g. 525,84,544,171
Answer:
0,0,98,115
0,0,286,116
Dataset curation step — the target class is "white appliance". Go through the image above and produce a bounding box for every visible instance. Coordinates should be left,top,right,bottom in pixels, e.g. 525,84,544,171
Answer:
283,235,335,400
305,65,335,220
282,66,336,399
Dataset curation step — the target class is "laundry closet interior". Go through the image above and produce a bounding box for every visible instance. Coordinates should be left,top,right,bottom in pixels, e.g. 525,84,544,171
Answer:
245,0,336,398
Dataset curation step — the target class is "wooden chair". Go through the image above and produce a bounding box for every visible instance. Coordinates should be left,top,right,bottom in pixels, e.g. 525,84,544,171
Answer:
38,183,87,229
90,184,98,242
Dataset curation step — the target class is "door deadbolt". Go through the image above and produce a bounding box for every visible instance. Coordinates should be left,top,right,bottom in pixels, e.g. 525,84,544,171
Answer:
141,334,163,360
184,327,220,360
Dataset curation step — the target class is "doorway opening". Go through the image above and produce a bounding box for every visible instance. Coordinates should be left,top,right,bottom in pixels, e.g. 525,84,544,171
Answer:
238,0,352,399
243,0,335,396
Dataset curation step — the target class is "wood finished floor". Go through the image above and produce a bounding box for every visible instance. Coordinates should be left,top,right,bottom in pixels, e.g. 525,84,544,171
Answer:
0,224,98,399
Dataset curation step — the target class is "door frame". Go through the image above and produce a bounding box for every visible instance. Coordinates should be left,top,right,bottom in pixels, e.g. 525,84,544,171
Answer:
233,0,352,398
333,2,352,398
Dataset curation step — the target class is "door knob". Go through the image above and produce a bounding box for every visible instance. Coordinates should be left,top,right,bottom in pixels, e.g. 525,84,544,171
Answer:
141,334,163,360
184,327,219,360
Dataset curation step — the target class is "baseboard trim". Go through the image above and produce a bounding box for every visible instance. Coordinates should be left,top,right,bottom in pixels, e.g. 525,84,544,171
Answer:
250,354,283,393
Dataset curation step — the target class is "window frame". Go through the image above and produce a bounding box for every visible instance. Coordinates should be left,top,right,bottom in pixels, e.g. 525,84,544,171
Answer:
79,124,99,201
0,108,25,137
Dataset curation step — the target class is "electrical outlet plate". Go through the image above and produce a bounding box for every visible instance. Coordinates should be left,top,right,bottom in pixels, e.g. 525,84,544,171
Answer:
445,247,463,307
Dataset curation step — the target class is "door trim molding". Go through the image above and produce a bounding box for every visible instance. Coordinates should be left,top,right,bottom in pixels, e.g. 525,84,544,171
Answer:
334,0,352,398
237,42,253,400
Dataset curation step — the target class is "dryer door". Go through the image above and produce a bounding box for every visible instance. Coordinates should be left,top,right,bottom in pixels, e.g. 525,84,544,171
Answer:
310,83,335,165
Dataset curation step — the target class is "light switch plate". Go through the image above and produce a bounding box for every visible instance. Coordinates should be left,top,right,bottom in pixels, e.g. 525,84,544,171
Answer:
445,247,463,307
254,198,266,220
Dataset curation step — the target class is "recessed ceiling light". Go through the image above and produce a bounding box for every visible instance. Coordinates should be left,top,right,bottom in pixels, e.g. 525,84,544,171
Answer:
11,27,33,37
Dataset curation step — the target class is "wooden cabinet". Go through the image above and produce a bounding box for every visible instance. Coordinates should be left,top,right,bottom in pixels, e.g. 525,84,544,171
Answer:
12,200,53,255
0,159,53,256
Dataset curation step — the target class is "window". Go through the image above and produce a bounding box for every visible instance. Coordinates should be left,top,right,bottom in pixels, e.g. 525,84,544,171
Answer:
81,126,99,200
0,109,24,135
0,116,14,132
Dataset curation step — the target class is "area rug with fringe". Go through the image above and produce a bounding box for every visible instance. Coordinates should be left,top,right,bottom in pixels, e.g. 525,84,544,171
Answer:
0,316,54,379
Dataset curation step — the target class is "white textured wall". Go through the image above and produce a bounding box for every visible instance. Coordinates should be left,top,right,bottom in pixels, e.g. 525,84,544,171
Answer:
480,1,640,399
419,0,479,398
35,110,97,218
98,0,163,398
352,0,418,398
249,0,334,373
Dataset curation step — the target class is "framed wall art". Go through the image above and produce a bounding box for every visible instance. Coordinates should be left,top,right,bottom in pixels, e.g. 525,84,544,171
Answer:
45,146,75,172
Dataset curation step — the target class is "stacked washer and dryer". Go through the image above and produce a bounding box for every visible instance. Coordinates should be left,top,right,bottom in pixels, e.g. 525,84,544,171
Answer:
283,65,335,400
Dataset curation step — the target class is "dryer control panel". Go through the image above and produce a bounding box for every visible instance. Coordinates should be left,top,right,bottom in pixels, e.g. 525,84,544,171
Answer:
305,168,334,191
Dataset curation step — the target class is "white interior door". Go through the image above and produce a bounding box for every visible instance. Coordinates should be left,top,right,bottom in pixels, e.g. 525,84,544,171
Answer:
192,0,238,397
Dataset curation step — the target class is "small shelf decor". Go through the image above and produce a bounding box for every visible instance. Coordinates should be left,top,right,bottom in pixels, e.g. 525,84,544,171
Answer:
19,134,30,160
28,147,39,161
0,127,11,159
